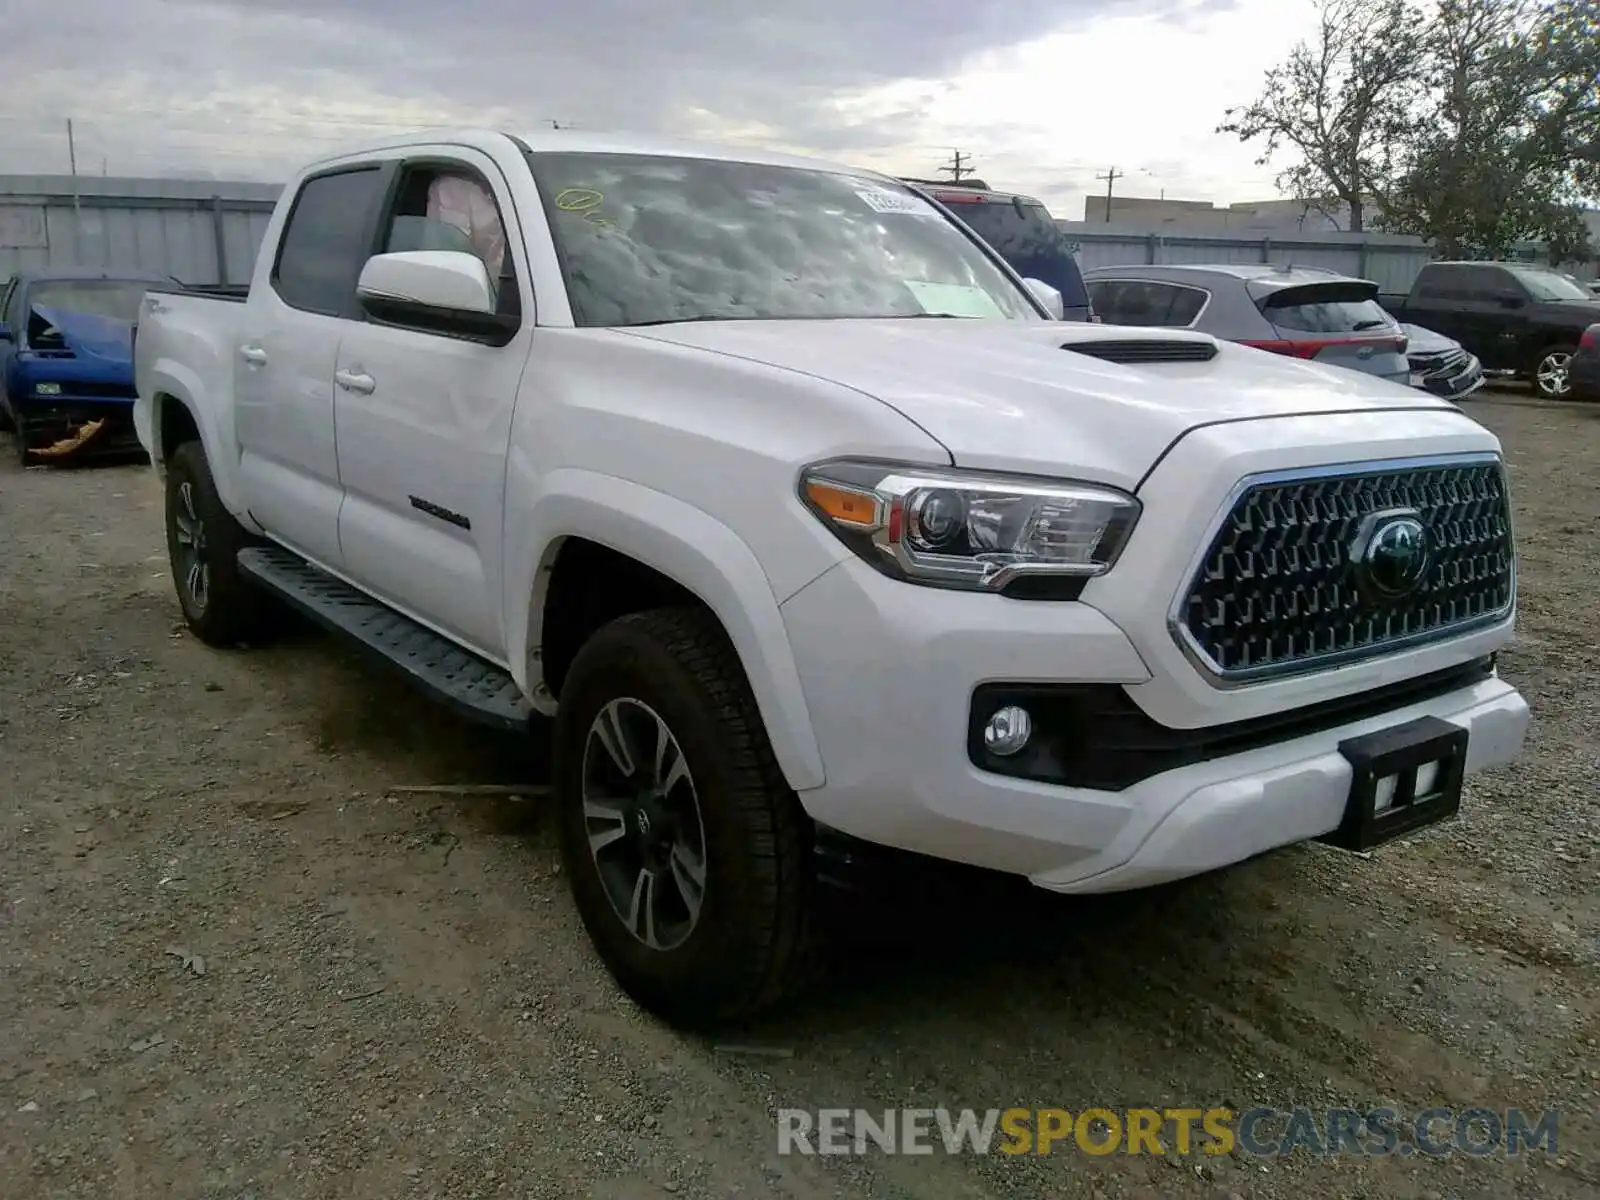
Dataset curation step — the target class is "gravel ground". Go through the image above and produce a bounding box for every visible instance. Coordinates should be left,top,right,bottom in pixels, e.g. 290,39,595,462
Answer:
1,391,1596,1200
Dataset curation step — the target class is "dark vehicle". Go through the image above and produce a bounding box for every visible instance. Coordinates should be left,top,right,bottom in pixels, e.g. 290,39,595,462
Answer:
0,267,179,462
1380,261,1600,399
1568,323,1599,401
1391,318,1485,401
1082,263,1410,385
902,180,1093,321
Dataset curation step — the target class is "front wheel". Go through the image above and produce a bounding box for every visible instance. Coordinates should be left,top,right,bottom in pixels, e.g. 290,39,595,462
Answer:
163,439,277,646
1533,344,1576,400
553,608,817,1028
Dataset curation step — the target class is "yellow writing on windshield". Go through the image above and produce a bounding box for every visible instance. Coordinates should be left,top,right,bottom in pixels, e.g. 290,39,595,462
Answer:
555,188,613,227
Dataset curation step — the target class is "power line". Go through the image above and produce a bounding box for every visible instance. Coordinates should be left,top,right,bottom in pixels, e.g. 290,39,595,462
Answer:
1094,166,1123,222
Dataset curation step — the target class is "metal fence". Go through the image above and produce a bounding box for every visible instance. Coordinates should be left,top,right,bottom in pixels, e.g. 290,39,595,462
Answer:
0,175,280,287
1057,224,1596,290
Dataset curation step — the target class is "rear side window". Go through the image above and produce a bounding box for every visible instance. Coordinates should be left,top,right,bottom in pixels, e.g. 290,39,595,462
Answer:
273,166,386,315
1087,279,1207,326
945,198,1090,309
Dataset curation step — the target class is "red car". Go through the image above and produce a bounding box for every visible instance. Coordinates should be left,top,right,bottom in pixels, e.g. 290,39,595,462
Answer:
1570,324,1600,401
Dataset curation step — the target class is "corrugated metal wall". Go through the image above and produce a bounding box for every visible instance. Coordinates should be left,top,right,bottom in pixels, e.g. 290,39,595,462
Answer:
0,175,280,286
1059,227,1438,292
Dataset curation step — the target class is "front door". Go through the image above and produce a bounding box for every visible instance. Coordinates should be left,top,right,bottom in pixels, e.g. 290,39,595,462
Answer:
331,149,535,662
234,163,389,571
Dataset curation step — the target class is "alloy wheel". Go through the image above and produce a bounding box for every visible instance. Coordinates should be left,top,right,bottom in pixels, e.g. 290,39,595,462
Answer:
581,696,709,951
172,480,210,611
1536,350,1572,398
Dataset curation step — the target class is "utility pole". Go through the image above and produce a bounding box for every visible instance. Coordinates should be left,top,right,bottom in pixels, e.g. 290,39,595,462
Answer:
939,149,974,183
66,118,81,219
1095,166,1122,222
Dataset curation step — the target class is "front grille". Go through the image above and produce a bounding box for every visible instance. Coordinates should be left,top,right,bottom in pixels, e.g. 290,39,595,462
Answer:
1065,339,1217,364
1175,457,1514,681
1414,348,1469,378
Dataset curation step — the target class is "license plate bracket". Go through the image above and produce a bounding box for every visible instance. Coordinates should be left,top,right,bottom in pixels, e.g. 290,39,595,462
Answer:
1321,715,1468,852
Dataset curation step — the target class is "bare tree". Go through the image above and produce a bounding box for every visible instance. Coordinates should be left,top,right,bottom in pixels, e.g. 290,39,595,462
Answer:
1217,0,1428,231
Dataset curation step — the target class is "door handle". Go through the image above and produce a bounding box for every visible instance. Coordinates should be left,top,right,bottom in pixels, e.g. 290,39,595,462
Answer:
335,369,375,395
238,345,267,366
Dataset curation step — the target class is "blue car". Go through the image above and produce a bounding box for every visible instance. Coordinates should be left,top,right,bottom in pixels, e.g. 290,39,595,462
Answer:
0,268,177,463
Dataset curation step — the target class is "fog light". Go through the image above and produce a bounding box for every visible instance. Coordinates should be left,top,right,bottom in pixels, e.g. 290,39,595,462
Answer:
983,705,1032,756
35,382,61,396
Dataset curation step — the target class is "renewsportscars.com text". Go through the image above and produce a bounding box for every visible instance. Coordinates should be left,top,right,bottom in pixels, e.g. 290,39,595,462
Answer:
776,1106,1560,1159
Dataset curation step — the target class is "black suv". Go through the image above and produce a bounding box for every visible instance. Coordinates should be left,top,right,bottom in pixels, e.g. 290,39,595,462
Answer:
901,179,1093,321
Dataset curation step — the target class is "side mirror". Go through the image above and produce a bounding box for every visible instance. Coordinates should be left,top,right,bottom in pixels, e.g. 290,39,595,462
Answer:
355,250,518,343
1022,277,1065,320
1496,292,1525,310
0,323,12,342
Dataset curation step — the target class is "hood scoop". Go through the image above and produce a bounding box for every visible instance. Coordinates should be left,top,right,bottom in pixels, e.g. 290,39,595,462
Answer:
1062,338,1218,365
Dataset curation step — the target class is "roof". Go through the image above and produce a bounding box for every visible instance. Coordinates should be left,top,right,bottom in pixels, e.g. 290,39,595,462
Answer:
902,178,1041,204
1081,262,1373,289
297,126,885,182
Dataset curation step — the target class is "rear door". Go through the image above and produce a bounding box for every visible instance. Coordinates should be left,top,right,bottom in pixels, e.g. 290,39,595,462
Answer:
234,164,390,571
934,192,1092,320
1245,279,1410,383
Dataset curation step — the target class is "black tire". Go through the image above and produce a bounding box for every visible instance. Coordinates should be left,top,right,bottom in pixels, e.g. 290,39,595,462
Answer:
1532,344,1577,400
553,607,817,1028
12,415,28,465
163,439,277,646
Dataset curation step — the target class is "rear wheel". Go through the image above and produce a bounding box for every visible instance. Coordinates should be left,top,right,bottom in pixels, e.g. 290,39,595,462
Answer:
164,439,278,646
553,607,817,1028
1533,344,1576,400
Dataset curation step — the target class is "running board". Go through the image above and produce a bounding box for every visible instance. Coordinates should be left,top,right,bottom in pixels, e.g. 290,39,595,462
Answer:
236,545,532,732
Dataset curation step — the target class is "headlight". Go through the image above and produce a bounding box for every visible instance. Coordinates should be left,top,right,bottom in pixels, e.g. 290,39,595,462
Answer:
799,458,1140,595
35,382,61,396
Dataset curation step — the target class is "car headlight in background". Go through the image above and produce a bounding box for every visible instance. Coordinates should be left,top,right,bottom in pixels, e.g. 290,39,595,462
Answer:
799,458,1140,596
34,382,61,396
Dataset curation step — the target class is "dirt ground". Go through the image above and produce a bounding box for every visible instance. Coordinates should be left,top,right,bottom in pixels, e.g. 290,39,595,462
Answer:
1,392,1596,1200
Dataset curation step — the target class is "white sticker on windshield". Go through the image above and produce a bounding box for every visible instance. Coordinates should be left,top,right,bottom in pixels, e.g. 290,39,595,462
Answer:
903,281,1006,319
854,184,935,216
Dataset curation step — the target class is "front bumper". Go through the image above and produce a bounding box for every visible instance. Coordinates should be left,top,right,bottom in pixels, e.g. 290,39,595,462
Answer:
15,398,141,458
779,554,1527,893
1410,350,1485,400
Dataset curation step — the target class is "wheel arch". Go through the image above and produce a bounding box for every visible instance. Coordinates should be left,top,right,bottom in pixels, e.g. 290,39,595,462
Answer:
511,470,827,792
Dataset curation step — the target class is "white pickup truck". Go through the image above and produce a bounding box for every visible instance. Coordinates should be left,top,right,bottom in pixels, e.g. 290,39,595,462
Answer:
133,128,1530,1027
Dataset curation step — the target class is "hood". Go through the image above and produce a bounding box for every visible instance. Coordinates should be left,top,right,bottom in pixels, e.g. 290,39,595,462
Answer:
30,306,134,365
1399,323,1461,356
1540,298,1600,319
622,318,1454,488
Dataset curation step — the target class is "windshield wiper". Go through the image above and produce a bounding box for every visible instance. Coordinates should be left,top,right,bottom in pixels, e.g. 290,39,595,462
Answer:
1351,319,1391,331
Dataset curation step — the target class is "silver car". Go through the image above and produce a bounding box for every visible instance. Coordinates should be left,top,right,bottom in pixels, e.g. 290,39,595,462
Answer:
1081,263,1411,385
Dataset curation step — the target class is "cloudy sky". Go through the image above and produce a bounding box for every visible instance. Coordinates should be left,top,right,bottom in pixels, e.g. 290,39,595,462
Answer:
1,0,1317,218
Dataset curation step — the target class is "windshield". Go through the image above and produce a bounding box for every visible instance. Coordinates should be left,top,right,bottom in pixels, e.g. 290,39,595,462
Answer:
28,280,154,323
937,196,1090,309
525,152,1040,326
1505,267,1591,302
